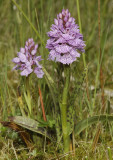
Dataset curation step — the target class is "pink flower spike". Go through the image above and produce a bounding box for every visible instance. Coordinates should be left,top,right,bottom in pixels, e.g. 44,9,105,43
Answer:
12,38,44,78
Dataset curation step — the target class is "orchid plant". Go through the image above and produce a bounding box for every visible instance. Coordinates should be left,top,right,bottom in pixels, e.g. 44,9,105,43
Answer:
46,9,85,153
12,9,86,154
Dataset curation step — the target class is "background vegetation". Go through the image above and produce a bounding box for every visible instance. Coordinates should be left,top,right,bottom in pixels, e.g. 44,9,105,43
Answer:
0,0,113,159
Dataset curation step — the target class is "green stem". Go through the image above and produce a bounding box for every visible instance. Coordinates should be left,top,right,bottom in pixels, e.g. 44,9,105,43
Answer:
60,66,70,153
25,76,32,116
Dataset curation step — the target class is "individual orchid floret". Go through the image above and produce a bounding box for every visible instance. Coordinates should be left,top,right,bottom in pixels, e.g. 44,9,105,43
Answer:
46,9,86,65
12,38,44,78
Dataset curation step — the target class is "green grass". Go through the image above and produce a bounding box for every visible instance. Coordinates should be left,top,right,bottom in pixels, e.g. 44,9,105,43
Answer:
0,0,113,159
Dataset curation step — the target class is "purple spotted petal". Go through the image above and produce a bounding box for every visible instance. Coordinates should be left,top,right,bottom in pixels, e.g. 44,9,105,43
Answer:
70,49,80,58
31,49,37,55
60,53,76,64
52,37,66,45
55,44,72,53
18,52,27,62
20,68,33,77
20,48,25,54
48,30,59,38
48,50,60,61
61,34,74,40
54,19,58,25
34,67,44,78
12,57,20,63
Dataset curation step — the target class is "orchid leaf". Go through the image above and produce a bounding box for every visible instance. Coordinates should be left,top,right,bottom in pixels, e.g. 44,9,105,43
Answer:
75,115,113,136
9,116,52,140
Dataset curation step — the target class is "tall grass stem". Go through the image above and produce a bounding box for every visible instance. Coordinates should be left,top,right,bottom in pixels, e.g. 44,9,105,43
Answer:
76,0,86,68
11,0,45,47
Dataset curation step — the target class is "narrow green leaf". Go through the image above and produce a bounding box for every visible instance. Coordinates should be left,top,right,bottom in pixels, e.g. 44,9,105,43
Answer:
42,67,55,88
75,115,113,136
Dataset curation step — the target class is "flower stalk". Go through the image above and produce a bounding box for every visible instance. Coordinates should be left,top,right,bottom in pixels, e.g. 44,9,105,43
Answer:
25,76,32,116
60,66,70,153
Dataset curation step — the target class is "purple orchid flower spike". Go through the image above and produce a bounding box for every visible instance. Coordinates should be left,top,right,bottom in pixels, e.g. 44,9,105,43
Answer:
12,38,44,78
46,9,86,65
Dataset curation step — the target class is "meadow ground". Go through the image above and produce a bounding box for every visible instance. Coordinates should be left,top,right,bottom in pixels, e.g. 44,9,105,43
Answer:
0,0,113,159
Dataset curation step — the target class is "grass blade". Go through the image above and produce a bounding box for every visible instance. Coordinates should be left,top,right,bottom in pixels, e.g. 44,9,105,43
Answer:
11,0,45,46
75,115,113,136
